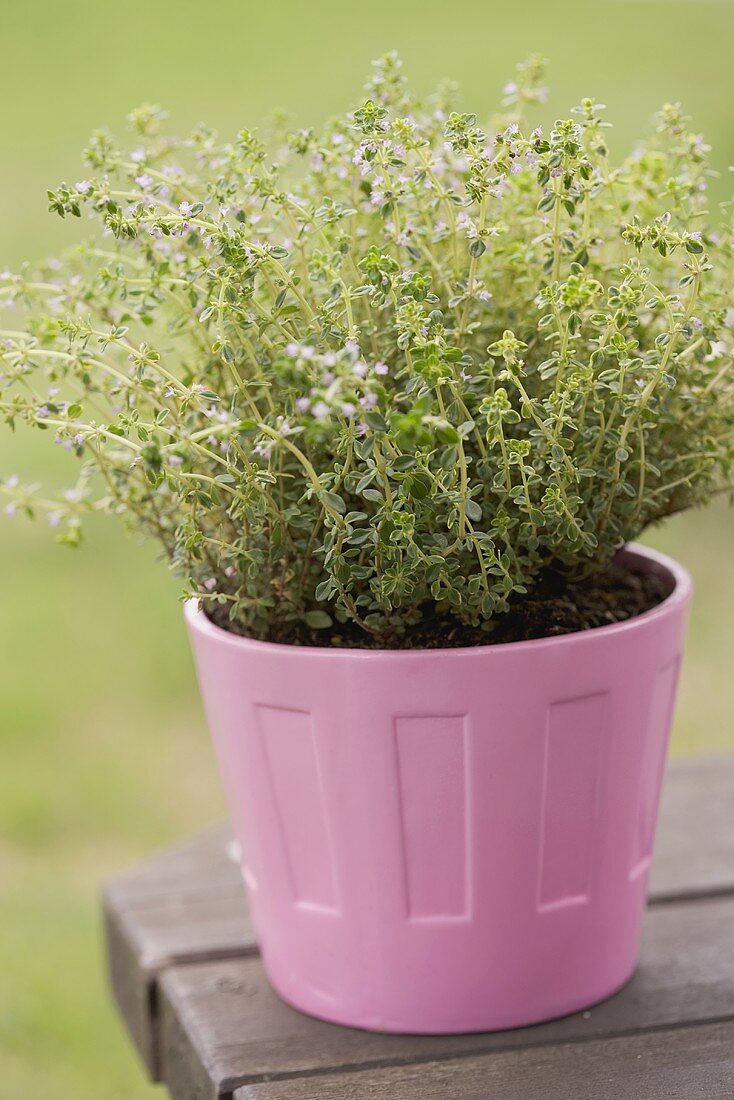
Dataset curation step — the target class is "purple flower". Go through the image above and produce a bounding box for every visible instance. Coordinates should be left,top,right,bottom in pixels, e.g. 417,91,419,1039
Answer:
295,397,311,413
311,401,330,420
374,361,389,376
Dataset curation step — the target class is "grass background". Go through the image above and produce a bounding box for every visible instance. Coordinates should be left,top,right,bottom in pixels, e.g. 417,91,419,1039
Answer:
1,1,732,1095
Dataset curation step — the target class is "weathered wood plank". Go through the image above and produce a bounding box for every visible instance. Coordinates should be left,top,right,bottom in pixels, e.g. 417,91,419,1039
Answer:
233,1019,734,1100
103,824,240,914
158,895,734,1099
103,755,734,1081
104,902,159,1076
103,826,254,1077
241,1020,734,1100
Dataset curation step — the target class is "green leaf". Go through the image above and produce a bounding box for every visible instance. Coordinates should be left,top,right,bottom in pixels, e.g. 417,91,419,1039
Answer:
436,422,459,445
364,410,388,432
348,528,373,545
355,471,377,491
304,610,332,629
322,491,346,514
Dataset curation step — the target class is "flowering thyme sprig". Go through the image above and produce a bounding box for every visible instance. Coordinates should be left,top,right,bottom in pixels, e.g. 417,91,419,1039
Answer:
1,53,732,643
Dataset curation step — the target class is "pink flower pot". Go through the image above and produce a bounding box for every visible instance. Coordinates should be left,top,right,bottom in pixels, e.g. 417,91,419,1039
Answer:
185,543,691,1033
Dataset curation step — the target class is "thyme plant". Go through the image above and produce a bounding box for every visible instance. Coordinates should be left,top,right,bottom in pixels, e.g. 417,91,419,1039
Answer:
1,55,732,644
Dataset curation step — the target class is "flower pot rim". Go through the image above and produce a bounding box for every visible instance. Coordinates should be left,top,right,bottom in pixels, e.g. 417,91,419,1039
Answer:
184,541,692,660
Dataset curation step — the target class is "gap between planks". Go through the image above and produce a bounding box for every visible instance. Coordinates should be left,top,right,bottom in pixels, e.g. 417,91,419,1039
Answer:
231,1018,734,1100
102,755,734,1092
156,892,734,1099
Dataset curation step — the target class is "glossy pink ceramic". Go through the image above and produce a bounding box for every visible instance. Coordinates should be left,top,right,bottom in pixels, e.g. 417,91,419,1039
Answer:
185,543,691,1033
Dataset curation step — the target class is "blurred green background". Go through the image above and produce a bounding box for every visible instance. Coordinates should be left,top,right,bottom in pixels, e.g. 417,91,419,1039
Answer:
1,1,732,1096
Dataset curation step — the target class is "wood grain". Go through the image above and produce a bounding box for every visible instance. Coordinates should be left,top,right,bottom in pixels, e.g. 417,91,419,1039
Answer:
158,895,734,1098
234,1020,734,1100
102,755,734,1088
103,825,254,1077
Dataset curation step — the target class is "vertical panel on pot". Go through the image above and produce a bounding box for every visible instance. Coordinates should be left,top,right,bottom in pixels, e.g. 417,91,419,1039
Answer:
255,704,339,914
537,693,607,911
630,655,681,881
394,715,469,921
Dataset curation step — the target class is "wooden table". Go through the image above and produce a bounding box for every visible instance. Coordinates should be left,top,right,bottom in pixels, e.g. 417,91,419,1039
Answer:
103,755,734,1099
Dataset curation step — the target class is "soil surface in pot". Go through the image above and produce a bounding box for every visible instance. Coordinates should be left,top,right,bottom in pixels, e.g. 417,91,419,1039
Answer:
206,561,672,649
